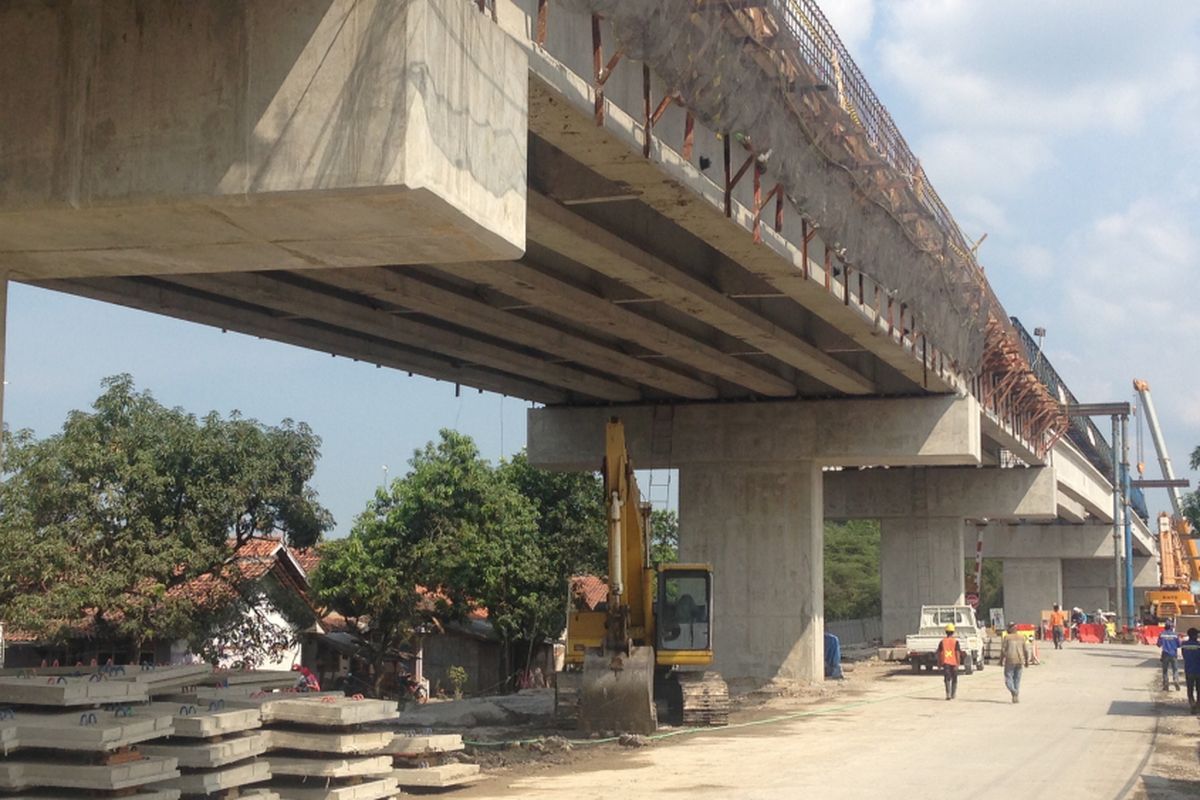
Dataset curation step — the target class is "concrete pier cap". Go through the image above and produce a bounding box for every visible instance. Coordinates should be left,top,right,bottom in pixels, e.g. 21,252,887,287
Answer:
0,0,528,279
526,394,982,471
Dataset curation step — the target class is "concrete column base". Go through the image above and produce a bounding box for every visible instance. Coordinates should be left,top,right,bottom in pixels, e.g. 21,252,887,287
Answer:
679,461,823,683
1003,558,1063,626
880,518,965,644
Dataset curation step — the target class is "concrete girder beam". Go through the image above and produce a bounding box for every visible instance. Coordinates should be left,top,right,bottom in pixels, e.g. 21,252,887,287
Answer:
525,191,876,396
1056,495,1089,524
1051,441,1115,523
824,466,1057,522
162,272,639,402
527,394,981,471
46,276,568,403
1,0,527,279
308,267,718,400
442,261,794,398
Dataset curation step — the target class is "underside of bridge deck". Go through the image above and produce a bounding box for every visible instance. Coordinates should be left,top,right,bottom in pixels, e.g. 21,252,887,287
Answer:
34,129,924,406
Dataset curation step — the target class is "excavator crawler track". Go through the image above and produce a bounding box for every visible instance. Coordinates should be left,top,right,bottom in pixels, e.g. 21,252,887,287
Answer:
677,671,729,727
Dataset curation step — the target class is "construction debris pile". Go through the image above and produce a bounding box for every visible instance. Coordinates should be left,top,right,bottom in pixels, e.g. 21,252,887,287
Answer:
0,665,479,799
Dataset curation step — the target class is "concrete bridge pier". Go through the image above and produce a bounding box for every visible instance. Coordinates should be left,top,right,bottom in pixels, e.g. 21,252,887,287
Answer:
527,394,983,683
678,461,824,682
1003,559,1063,626
879,517,965,646
825,465,1057,643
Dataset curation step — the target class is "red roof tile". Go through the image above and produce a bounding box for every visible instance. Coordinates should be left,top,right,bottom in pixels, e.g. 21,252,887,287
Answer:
570,576,608,611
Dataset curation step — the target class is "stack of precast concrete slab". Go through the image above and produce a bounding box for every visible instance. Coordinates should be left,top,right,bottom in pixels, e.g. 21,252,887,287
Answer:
384,733,480,791
0,664,210,798
0,665,497,799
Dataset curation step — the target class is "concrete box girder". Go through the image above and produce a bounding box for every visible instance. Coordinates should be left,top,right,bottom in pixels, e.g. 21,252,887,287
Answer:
0,0,527,279
824,466,1056,522
527,394,981,471
1051,441,1116,523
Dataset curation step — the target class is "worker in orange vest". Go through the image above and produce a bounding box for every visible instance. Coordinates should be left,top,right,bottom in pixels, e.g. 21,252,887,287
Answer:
936,624,964,700
1049,604,1067,650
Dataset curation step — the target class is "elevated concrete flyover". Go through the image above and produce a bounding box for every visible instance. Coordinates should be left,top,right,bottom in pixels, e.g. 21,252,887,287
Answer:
1,0,1078,682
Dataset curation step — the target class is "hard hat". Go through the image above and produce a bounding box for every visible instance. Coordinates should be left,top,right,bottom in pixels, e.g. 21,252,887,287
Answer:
945,624,955,633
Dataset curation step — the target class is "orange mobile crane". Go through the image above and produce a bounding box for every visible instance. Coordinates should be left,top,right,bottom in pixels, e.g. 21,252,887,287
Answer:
1134,379,1200,620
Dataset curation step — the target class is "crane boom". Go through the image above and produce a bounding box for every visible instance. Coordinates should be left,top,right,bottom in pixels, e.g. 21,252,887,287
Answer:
1133,379,1185,516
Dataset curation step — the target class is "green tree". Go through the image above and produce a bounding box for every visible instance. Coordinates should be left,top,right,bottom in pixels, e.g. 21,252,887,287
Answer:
823,520,881,620
1185,446,1200,531
649,509,679,564
316,431,550,692
0,375,332,662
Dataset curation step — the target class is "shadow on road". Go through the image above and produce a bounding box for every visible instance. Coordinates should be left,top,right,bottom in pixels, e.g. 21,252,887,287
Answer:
1108,700,1164,717
1138,774,1200,799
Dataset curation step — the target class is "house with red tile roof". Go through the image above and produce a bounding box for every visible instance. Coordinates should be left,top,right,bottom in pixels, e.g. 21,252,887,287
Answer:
1,537,322,670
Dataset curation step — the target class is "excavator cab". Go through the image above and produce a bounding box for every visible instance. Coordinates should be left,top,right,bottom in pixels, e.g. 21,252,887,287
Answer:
656,564,714,664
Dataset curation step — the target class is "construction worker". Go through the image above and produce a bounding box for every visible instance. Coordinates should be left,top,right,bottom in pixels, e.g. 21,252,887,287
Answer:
1157,620,1182,691
1049,604,1067,650
936,624,963,701
999,623,1031,703
1182,628,1200,712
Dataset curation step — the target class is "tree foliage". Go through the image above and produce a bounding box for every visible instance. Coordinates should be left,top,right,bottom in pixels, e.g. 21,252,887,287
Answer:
1185,445,1200,531
649,509,679,565
314,438,613,691
0,374,332,661
823,520,881,620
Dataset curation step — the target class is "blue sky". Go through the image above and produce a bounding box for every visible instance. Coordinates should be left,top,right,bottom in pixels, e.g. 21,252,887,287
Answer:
5,1,1198,534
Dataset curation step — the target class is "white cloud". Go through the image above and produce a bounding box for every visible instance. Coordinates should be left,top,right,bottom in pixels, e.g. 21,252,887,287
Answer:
818,0,876,56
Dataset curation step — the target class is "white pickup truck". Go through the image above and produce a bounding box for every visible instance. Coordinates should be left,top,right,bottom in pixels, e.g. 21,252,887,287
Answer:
904,605,985,674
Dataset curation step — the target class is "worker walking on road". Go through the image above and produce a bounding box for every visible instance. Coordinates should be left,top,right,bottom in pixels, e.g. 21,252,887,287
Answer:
1181,628,1200,711
999,623,1030,703
1049,604,1067,650
1157,620,1182,691
936,624,963,701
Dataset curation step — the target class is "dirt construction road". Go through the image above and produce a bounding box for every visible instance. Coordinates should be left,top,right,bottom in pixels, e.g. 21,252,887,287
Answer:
460,644,1200,799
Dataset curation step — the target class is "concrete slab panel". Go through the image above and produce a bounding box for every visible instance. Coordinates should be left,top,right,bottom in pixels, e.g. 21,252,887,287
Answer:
140,731,269,768
152,758,271,795
381,733,464,756
0,707,174,752
268,728,394,755
0,756,179,791
142,703,263,738
0,676,149,707
259,698,396,727
392,763,481,788
1,790,181,800
266,756,392,779
267,777,398,800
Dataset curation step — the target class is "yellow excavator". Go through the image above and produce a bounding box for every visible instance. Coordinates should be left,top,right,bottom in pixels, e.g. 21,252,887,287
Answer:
563,418,728,734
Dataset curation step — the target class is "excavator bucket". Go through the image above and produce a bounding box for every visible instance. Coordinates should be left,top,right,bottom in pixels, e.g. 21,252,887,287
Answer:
579,645,656,735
